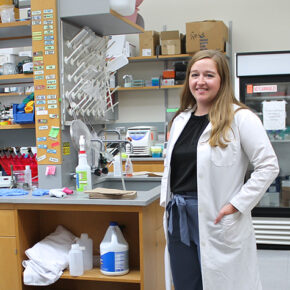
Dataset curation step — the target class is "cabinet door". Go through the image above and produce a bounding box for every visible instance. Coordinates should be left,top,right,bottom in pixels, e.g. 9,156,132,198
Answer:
0,210,15,236
0,237,21,290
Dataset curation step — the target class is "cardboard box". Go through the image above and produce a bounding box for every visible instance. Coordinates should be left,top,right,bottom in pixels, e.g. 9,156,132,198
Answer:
282,186,290,199
139,31,159,56
160,30,184,55
186,20,228,53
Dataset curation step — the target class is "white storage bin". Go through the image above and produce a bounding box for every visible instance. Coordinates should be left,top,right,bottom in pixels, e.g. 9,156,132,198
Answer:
0,54,17,66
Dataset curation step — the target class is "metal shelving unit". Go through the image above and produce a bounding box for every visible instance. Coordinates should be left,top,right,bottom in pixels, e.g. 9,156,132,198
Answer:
0,20,34,140
0,20,32,48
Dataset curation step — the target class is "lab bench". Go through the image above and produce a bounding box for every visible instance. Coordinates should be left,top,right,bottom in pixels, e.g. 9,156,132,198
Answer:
0,182,165,290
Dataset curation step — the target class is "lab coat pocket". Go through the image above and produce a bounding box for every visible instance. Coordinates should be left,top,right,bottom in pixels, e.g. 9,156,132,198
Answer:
210,141,237,167
220,212,251,248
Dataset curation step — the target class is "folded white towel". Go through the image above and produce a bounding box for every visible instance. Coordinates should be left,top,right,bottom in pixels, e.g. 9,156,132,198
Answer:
23,225,76,286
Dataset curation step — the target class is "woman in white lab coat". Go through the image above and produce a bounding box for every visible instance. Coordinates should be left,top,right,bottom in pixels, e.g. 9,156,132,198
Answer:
160,50,279,290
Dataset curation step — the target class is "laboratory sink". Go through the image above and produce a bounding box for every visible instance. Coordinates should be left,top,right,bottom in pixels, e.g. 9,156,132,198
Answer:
94,178,161,191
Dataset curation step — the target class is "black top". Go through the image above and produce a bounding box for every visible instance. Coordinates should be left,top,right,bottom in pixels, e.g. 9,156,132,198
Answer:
170,113,209,194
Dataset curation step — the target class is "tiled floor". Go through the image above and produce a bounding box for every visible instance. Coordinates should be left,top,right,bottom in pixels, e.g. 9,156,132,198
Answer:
258,250,290,290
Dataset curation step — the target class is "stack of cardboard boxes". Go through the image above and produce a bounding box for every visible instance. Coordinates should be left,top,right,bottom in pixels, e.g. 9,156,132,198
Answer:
139,20,228,56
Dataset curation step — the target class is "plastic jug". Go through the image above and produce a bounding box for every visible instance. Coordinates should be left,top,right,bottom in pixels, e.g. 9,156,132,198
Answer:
100,221,129,275
77,233,93,271
68,243,85,276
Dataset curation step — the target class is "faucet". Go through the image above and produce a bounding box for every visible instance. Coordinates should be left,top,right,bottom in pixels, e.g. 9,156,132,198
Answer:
91,130,133,190
91,138,104,151
90,130,133,179
97,129,121,140
95,129,133,153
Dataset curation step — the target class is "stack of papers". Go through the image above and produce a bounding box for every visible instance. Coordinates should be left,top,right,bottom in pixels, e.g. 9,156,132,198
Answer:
132,171,163,177
84,188,137,200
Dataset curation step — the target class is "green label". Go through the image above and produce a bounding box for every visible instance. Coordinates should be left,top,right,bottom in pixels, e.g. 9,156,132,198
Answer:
44,14,53,19
32,31,42,36
46,65,55,70
45,46,54,50
47,79,56,85
76,171,88,191
32,36,42,41
34,65,44,70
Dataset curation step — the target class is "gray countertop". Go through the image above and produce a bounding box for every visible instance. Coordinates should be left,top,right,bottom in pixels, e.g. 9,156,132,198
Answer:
0,176,162,207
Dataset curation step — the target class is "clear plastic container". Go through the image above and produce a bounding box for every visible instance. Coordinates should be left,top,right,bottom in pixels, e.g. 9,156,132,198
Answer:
3,62,17,75
100,221,129,276
0,5,15,23
151,146,162,158
24,165,32,189
77,233,93,271
13,170,25,188
68,244,84,276
113,155,122,177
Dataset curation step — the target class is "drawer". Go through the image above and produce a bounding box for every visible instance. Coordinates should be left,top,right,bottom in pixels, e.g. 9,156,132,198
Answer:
0,210,16,236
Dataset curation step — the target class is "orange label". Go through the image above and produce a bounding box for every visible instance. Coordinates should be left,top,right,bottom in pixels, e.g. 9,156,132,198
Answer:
246,84,253,94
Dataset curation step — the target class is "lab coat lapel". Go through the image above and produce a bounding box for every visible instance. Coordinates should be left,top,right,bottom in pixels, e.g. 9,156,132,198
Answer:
199,122,212,143
169,111,192,153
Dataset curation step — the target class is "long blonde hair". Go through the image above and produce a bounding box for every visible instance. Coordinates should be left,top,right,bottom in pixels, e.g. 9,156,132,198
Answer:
172,50,247,148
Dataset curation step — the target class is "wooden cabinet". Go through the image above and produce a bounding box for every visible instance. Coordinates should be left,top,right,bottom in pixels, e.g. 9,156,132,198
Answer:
0,200,165,290
109,159,164,173
129,160,164,172
0,209,21,290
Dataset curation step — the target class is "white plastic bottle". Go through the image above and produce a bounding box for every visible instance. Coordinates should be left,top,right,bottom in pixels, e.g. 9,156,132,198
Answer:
77,233,93,271
76,135,92,192
113,154,122,177
100,221,129,276
24,165,32,189
68,244,85,276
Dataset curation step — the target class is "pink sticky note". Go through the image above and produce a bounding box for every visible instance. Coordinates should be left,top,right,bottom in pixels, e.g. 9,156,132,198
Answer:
45,165,56,176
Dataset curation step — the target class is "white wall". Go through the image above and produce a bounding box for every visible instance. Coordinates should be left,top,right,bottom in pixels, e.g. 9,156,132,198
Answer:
116,0,290,124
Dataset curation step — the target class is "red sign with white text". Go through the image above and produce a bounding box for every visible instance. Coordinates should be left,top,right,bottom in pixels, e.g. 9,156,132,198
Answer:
253,85,277,93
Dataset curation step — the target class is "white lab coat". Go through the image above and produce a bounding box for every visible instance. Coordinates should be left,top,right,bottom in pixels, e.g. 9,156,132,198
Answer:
160,105,279,290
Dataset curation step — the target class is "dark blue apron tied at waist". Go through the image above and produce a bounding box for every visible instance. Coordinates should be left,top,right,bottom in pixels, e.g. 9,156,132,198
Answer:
166,193,198,247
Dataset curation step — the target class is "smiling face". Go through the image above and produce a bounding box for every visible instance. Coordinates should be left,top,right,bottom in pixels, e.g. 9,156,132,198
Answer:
189,58,221,115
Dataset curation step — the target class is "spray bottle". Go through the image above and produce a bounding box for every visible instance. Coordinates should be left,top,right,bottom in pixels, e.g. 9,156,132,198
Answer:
125,155,133,177
76,135,92,192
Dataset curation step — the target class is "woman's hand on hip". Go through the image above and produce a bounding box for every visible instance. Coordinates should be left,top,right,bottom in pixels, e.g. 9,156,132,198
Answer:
214,203,238,224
